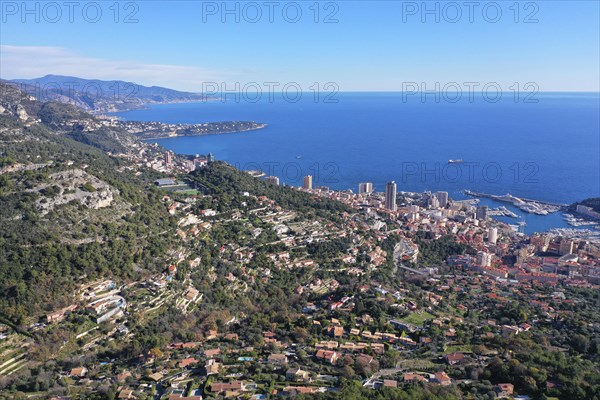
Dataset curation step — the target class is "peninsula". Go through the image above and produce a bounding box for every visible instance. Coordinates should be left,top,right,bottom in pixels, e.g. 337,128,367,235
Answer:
111,119,268,140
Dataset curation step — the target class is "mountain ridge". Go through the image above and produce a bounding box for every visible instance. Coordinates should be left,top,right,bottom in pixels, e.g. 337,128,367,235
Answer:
8,75,209,113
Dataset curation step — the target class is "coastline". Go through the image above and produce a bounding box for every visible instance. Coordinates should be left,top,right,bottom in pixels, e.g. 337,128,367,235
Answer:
95,98,218,116
113,94,599,216
140,124,268,141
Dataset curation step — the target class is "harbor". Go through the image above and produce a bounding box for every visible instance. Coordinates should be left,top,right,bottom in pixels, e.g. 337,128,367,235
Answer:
464,190,565,216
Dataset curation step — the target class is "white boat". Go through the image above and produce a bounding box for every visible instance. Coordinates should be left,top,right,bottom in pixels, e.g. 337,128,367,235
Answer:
448,159,463,164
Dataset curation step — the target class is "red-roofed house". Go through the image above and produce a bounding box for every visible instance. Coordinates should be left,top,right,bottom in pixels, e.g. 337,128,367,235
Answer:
178,358,200,368
434,371,452,386
315,350,340,364
445,352,465,365
494,383,514,398
403,373,427,383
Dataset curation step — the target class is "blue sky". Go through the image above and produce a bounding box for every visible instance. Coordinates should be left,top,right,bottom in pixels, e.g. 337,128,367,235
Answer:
1,1,599,91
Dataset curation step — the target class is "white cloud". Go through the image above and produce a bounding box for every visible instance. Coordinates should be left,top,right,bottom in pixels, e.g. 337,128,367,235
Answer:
0,45,232,91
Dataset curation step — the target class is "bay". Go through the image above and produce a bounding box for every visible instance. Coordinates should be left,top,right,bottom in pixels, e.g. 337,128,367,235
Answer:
114,93,600,234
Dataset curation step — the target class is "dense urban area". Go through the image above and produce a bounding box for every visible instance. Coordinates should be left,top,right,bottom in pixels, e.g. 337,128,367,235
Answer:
1,81,600,400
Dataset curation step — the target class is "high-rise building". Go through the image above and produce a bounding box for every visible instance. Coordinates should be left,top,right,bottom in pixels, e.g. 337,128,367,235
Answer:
385,181,397,211
435,191,449,207
429,196,440,209
359,182,373,194
266,176,280,186
531,234,551,252
559,238,574,255
488,227,498,244
164,151,173,165
477,251,492,267
476,206,488,220
408,204,420,213
303,175,313,190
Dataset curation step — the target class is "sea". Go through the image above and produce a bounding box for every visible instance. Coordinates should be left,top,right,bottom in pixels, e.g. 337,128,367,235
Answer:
113,93,600,234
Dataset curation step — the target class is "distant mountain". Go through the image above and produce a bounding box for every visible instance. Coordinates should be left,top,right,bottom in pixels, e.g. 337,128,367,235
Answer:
9,75,209,113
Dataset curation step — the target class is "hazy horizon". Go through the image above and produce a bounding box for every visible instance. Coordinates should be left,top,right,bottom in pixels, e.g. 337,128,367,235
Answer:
2,1,599,92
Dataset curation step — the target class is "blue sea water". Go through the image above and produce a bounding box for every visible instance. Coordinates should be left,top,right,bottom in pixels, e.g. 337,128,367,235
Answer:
114,93,600,233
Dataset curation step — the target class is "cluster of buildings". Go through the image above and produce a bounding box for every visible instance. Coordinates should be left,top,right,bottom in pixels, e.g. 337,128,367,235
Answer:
10,166,598,399
296,182,600,285
149,151,215,175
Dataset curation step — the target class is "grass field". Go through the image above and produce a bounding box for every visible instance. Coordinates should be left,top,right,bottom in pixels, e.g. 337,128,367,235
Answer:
396,359,438,371
444,344,472,354
401,312,435,327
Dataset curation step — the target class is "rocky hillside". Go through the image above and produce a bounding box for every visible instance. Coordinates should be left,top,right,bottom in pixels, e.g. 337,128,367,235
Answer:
1,81,140,153
0,82,179,323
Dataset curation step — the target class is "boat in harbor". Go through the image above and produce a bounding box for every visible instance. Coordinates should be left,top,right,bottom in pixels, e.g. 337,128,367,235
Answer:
464,190,563,215
563,213,599,227
496,206,519,218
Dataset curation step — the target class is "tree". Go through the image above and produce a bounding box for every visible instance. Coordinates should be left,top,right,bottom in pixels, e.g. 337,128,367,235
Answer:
571,334,590,354
380,349,400,368
148,347,163,359
342,365,356,379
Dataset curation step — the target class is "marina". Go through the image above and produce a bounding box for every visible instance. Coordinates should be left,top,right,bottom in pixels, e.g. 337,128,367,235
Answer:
464,190,565,216
488,206,519,218
563,213,599,227
549,228,600,241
